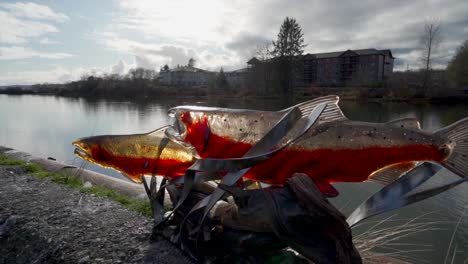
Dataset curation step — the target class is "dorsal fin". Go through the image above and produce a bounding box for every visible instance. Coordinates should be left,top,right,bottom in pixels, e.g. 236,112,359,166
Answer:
385,118,421,130
284,95,347,123
368,162,418,185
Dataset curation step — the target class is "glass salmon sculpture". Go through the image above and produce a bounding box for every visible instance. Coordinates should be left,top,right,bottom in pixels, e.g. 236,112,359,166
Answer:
73,126,196,183
168,95,468,196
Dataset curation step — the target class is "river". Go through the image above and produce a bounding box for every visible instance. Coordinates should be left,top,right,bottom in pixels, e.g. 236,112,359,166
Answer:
1,94,468,263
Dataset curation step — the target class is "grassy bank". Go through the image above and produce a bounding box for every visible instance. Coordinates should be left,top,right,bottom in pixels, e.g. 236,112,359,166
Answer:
0,154,152,217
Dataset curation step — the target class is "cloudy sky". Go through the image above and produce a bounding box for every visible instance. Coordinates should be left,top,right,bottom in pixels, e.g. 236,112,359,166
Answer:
0,0,467,85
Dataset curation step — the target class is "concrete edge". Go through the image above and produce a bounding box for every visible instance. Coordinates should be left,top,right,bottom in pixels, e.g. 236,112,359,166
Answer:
0,146,146,199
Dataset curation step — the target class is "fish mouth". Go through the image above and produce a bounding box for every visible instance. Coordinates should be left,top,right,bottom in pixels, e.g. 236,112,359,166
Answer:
72,141,94,163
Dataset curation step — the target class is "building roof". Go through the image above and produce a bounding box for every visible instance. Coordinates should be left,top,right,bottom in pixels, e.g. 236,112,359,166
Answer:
307,49,394,59
247,57,262,64
170,66,214,73
313,51,344,59
226,68,249,74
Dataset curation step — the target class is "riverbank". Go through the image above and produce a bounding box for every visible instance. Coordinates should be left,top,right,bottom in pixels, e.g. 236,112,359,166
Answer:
1,83,467,103
0,147,192,264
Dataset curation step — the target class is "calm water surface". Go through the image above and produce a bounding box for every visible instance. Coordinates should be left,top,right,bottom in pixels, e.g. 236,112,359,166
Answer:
1,94,468,263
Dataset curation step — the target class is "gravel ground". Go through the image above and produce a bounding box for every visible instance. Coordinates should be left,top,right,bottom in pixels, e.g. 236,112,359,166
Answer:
0,165,193,264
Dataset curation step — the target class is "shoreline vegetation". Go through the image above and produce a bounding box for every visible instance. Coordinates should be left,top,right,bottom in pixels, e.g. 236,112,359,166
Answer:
1,67,467,103
1,81,467,103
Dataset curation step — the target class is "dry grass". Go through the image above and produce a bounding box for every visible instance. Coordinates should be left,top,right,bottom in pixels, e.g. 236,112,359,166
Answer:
352,210,468,264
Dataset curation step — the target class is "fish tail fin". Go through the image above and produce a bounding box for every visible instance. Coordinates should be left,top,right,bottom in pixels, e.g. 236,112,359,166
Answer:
435,117,468,178
282,95,347,121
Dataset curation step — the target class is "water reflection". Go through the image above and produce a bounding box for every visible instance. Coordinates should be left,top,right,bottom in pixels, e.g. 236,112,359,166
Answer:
1,94,468,263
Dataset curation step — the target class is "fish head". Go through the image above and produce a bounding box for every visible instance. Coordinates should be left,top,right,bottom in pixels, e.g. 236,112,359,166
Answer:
73,135,112,167
168,107,211,155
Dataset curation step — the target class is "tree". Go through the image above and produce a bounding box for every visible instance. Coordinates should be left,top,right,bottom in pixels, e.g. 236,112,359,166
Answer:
271,17,307,95
188,58,196,67
447,39,468,88
217,67,229,88
272,17,306,58
208,68,230,95
128,67,156,80
248,43,274,95
254,43,274,61
420,20,442,95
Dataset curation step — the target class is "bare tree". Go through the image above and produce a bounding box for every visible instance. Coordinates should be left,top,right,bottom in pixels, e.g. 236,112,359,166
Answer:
254,43,274,61
420,20,442,95
249,43,274,95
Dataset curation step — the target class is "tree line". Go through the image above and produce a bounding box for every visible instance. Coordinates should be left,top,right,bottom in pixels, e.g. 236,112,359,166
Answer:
1,17,467,100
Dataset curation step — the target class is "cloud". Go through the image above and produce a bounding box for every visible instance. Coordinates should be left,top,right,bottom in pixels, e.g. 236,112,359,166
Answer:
3,0,467,86
225,32,271,61
115,0,236,45
97,33,242,70
111,60,127,75
0,2,68,22
0,66,75,85
0,59,132,85
108,0,467,72
0,2,67,45
0,10,58,44
0,46,73,60
38,37,60,45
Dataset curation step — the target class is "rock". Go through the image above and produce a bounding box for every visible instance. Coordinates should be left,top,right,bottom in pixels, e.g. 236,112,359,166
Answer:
78,255,90,264
0,216,17,236
83,181,93,189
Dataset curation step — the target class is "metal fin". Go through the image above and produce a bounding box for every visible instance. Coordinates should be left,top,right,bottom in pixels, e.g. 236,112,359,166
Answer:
347,162,441,227
384,117,421,129
284,95,347,122
198,104,327,217
181,103,328,254
368,162,418,185
188,106,302,172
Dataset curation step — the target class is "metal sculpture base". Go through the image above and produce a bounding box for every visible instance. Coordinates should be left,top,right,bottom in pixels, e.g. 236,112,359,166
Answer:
146,174,362,264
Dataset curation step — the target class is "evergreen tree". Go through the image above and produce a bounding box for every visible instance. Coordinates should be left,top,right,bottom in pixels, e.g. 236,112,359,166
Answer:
271,17,307,95
272,17,306,58
217,67,229,88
